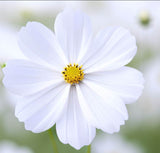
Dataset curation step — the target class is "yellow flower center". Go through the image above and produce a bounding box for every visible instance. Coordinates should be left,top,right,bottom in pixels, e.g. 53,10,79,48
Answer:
62,64,84,85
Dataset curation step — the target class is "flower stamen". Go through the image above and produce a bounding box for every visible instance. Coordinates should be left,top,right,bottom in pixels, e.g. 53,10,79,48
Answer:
62,63,84,85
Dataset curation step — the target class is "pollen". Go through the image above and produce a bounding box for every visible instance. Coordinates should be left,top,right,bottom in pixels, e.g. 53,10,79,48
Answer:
62,63,84,85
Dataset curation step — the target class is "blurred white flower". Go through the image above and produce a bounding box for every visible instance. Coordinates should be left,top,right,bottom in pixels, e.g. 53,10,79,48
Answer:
0,141,33,153
0,67,3,83
0,25,24,62
3,9,144,149
107,1,160,52
145,58,160,99
144,58,160,121
0,24,24,80
0,1,84,24
0,2,62,22
129,57,160,124
0,25,24,110
92,134,144,153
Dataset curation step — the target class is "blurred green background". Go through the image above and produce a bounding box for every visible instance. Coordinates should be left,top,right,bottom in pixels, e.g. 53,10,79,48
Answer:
0,1,160,153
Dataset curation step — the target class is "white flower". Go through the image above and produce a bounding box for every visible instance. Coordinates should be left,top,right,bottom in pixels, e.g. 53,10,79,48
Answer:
145,58,160,98
3,9,144,149
144,58,160,120
129,58,160,123
107,1,160,52
0,24,25,82
92,134,144,153
0,25,25,61
0,25,25,114
0,67,3,83
0,25,25,108
0,141,33,153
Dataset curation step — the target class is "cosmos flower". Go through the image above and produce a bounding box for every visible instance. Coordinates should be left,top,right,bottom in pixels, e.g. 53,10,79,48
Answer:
3,9,144,149
0,25,25,112
0,24,25,83
129,58,160,124
92,134,144,153
107,1,160,52
0,141,33,153
0,25,24,62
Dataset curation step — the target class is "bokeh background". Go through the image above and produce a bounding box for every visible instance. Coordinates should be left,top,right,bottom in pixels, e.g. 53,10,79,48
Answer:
0,1,160,153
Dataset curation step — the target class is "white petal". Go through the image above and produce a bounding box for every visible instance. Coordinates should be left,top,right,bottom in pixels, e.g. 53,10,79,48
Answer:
85,66,144,104
76,80,128,134
16,84,70,133
54,9,92,63
56,85,96,150
18,22,67,71
3,60,63,96
81,27,137,73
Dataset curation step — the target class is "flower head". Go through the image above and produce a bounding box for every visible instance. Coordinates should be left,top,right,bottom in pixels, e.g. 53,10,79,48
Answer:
139,10,151,26
0,141,33,153
3,9,144,149
92,134,144,153
0,25,25,83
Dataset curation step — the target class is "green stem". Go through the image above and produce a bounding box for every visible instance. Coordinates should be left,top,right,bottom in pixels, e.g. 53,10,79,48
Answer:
48,128,59,153
87,145,91,153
